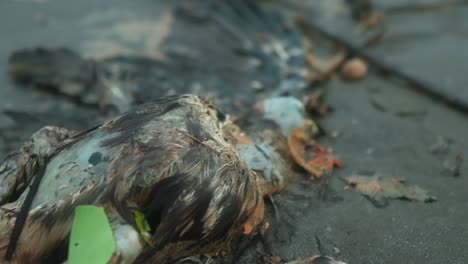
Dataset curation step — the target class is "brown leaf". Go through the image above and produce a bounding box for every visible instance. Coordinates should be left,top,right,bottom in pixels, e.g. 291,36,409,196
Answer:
287,125,343,178
306,52,346,81
343,175,436,204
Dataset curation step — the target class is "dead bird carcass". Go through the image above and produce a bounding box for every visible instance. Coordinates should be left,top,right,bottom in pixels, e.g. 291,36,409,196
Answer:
0,95,292,263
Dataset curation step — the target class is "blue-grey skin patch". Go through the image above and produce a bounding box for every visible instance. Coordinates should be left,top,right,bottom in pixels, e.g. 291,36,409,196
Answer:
261,97,304,136
236,142,288,190
23,131,117,208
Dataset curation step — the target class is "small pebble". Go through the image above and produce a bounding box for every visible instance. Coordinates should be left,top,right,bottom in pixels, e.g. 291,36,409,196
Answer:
342,58,368,80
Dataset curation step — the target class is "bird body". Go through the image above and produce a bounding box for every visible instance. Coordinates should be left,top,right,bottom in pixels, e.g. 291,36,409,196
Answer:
0,95,267,263
0,0,341,262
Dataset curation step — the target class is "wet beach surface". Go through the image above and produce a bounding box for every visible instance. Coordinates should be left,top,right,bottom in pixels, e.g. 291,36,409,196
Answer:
1,1,467,263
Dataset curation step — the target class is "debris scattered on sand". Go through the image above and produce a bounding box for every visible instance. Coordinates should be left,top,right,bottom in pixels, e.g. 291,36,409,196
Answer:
288,124,343,178
8,47,97,102
342,175,436,207
442,153,464,177
306,51,345,81
341,58,367,80
429,136,463,177
305,89,332,117
258,255,347,264
430,136,453,155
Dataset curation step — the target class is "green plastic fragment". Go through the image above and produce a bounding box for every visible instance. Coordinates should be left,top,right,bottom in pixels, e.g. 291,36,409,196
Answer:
68,205,116,264
134,210,152,244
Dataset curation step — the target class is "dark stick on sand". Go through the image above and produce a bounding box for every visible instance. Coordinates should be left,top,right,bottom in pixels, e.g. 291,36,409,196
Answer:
296,17,468,116
384,0,468,14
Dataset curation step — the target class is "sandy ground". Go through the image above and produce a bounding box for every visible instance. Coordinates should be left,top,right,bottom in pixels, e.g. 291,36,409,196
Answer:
0,1,467,263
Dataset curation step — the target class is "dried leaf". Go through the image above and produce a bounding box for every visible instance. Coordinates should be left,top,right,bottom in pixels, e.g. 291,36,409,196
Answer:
343,175,436,206
306,51,345,81
287,124,343,178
